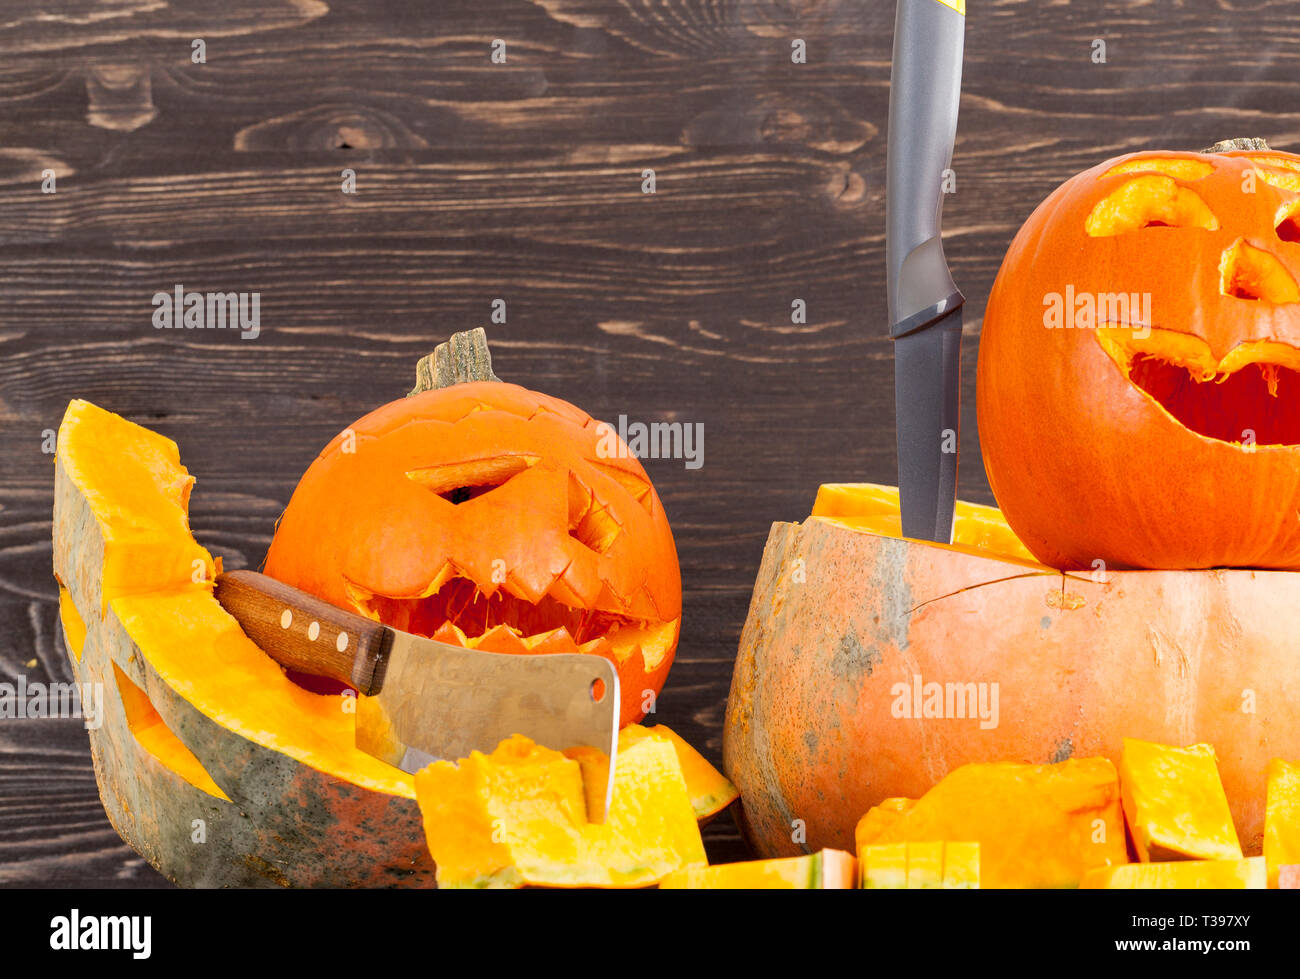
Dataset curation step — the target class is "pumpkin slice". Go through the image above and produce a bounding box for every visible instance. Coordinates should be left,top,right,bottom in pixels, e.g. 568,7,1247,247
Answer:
414,733,706,888
858,841,980,889
1120,738,1243,862
659,849,855,889
861,758,1128,888
621,723,738,822
53,399,434,887
1080,857,1266,890
1265,758,1300,887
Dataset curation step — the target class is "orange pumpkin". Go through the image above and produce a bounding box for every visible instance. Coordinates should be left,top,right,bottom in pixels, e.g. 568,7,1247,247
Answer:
977,140,1300,571
265,334,681,725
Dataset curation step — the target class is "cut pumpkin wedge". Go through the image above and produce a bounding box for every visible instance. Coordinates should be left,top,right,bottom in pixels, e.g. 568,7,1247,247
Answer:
1119,738,1243,862
622,723,738,823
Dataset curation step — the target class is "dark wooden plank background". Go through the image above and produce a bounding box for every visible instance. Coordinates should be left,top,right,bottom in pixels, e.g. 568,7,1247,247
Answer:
3,0,1298,887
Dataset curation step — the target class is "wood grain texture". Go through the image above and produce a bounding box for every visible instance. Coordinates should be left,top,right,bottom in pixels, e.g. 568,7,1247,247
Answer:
3,0,1299,884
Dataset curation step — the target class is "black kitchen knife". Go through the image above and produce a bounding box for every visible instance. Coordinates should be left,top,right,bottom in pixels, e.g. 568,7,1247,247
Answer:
887,0,966,544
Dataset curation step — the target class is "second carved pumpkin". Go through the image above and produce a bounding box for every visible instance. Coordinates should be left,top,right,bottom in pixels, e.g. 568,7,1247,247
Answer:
977,142,1300,571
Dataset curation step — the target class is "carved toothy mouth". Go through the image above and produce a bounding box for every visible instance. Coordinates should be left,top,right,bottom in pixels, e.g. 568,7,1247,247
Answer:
1097,328,1300,446
345,573,677,670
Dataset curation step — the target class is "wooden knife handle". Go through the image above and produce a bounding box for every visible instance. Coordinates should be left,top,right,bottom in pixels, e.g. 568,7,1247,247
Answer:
214,570,391,696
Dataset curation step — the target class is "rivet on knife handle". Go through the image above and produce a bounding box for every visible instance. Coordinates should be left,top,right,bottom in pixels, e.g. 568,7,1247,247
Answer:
213,570,391,695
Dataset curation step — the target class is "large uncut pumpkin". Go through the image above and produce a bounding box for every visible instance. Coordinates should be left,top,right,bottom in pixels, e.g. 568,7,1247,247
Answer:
722,484,1300,861
978,140,1300,571
265,333,680,726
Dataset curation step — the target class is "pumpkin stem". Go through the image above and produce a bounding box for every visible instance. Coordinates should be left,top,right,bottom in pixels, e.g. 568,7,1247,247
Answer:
408,328,500,395
1201,137,1271,154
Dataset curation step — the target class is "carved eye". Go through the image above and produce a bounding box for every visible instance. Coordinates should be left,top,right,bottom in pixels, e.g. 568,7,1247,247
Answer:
406,455,540,503
1086,176,1219,237
568,473,621,554
1219,239,1299,303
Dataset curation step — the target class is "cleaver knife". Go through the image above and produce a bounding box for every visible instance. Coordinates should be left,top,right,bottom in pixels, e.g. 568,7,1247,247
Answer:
886,0,966,544
214,569,620,822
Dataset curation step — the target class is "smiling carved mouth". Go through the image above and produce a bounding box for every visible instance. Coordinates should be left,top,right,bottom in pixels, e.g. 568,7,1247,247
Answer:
345,573,677,666
1098,328,1300,446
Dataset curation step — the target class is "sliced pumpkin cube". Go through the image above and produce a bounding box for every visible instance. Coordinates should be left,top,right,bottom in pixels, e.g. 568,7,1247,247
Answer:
860,842,909,889
867,758,1127,888
620,723,738,822
659,849,855,889
1119,738,1242,862
1265,758,1300,888
858,841,980,889
415,733,705,888
1080,857,1266,890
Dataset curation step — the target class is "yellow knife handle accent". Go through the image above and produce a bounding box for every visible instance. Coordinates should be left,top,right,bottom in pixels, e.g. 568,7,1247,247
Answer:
934,0,965,14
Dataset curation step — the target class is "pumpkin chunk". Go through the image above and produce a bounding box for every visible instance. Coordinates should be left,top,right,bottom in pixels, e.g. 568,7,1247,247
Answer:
415,733,705,888
1080,857,1265,890
860,758,1128,888
858,841,980,889
621,723,738,822
1264,758,1300,887
659,849,855,889
1119,738,1242,862
855,797,916,847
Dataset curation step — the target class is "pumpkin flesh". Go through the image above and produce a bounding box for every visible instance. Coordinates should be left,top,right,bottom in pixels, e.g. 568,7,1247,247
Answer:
858,841,980,889
1080,857,1266,890
1119,738,1242,862
859,759,1128,888
414,733,706,888
1265,758,1300,887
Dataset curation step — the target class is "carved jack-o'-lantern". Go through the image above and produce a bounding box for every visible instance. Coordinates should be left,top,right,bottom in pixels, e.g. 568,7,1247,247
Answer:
265,333,681,724
977,140,1300,570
